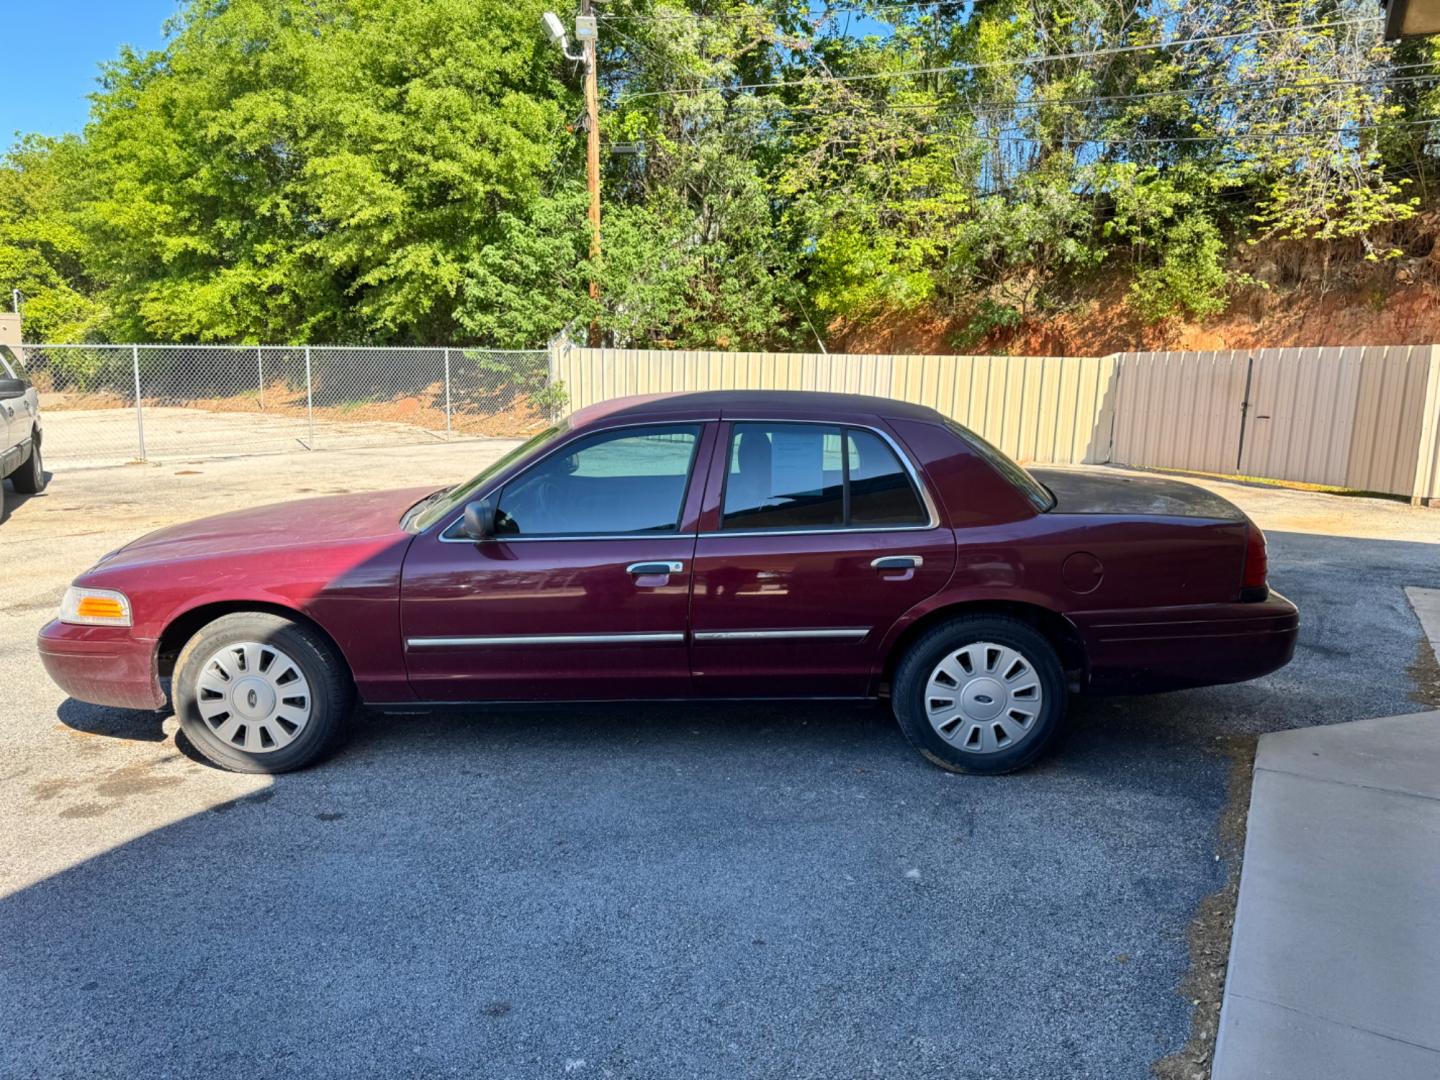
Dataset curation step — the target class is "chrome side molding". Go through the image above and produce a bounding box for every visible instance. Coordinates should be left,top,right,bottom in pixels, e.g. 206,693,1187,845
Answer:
408,627,872,648
407,632,686,648
692,628,870,642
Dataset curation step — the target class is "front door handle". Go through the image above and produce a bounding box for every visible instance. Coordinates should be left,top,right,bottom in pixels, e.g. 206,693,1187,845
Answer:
627,561,684,576
871,555,923,571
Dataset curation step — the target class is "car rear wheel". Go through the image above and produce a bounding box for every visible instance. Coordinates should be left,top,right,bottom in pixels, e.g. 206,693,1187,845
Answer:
892,615,1067,774
10,436,45,494
174,612,352,773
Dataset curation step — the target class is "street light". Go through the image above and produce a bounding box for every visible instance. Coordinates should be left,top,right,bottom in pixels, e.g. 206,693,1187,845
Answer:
541,12,585,62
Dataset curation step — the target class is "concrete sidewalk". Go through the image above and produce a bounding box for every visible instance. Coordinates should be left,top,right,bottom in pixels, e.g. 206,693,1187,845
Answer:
1214,586,1440,1080
1212,711,1440,1079
1214,590,1440,1078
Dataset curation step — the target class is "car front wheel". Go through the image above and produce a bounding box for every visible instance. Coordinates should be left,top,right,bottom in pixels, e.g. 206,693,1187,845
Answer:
174,612,353,773
892,615,1068,774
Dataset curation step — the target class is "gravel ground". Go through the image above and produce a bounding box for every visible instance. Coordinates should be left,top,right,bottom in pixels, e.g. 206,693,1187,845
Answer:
1,447,1436,1080
37,406,487,470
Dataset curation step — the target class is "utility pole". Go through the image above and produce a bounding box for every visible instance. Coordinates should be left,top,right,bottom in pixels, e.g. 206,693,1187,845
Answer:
544,8,603,347
578,2,601,347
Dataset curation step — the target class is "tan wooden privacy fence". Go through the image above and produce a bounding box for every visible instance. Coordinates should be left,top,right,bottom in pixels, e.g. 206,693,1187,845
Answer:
551,345,1440,503
553,348,1118,467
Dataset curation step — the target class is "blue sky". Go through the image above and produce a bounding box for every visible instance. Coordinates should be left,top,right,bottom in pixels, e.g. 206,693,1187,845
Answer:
3,1,181,145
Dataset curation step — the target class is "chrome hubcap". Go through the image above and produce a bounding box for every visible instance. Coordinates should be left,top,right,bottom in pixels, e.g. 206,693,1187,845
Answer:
195,641,312,753
923,641,1043,754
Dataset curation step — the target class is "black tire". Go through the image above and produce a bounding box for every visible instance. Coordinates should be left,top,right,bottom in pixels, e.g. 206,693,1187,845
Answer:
892,615,1068,774
174,612,353,774
10,434,45,494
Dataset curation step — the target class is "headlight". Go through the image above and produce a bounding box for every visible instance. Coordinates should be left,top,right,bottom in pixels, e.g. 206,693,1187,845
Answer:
59,586,133,627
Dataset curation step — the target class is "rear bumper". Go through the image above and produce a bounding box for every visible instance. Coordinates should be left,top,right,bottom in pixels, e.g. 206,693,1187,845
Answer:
1073,591,1299,695
37,620,166,711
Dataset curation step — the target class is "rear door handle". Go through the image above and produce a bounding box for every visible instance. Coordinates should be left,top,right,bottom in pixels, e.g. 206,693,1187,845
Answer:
627,561,684,575
871,555,923,571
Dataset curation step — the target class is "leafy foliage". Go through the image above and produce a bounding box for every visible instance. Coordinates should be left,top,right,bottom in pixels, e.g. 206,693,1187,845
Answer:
0,136,106,342
1129,214,1231,321
2,0,1439,349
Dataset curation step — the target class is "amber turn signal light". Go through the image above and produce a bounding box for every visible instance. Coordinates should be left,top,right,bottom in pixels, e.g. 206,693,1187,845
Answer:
59,587,133,627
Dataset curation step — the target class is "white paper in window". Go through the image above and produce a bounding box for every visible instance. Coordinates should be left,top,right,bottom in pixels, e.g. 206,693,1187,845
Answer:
770,428,824,496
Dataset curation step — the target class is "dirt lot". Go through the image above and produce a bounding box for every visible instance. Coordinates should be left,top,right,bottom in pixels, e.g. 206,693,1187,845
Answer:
2,447,1437,1080
39,404,546,471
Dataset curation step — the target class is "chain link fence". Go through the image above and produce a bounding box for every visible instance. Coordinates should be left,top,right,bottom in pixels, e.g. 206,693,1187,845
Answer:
18,344,561,469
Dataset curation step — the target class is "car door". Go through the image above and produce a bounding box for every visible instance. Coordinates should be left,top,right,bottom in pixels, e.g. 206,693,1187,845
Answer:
400,421,717,701
689,418,955,697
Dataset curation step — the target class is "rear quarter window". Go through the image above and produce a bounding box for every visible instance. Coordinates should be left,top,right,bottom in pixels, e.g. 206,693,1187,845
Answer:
943,419,1054,512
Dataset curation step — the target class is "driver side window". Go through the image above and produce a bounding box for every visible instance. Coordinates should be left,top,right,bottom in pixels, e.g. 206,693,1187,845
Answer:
495,424,702,537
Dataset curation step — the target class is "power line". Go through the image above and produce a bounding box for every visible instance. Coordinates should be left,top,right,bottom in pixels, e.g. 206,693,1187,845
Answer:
612,65,1439,136
618,67,1439,156
764,68,1440,117
774,116,1440,148
604,22,683,74
620,16,1384,99
601,0,1056,23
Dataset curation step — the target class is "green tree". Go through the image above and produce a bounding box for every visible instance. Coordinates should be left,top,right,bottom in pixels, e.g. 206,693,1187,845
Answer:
4,0,1440,350
83,0,574,343
0,136,105,341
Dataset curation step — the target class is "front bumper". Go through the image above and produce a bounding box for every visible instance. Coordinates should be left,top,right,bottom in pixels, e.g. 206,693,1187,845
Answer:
1073,591,1300,695
37,620,165,711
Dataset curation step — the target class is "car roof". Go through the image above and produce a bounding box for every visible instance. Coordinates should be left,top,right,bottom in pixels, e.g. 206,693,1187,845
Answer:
567,390,946,429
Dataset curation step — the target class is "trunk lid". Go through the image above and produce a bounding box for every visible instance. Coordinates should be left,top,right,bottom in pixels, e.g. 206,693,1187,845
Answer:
1031,467,1245,521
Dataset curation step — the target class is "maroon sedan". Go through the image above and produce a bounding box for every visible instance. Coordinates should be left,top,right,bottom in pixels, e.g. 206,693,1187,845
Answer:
39,391,1297,774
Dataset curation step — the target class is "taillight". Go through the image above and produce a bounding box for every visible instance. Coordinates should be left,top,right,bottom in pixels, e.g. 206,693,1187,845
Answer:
1240,523,1268,601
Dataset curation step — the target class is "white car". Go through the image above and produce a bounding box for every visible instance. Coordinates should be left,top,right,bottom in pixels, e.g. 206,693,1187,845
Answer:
0,344,45,519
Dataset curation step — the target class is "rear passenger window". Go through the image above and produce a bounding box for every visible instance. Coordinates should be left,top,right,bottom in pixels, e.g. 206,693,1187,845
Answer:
721,423,928,530
847,429,927,525
722,424,845,530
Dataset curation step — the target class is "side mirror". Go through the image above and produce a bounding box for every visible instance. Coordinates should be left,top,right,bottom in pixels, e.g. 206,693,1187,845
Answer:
462,495,498,541
0,378,25,400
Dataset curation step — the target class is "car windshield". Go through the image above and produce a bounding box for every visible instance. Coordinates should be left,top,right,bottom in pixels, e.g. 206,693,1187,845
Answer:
943,419,1055,511
405,424,566,532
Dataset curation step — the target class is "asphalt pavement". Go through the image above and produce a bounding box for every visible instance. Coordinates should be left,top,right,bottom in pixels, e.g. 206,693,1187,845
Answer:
2,448,1436,1079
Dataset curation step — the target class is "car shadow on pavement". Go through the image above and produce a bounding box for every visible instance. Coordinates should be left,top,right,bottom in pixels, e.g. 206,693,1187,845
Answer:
55,694,222,769
56,698,168,743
